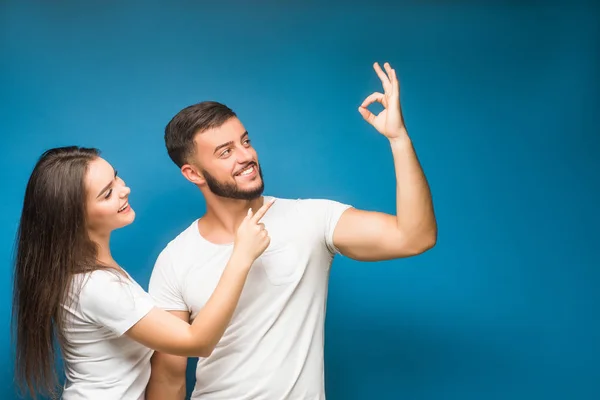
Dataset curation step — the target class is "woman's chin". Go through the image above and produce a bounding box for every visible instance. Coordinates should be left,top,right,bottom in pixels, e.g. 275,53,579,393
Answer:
117,208,136,227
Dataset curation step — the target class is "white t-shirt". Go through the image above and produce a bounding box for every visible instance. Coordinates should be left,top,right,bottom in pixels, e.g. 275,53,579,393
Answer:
148,196,352,400
60,269,155,400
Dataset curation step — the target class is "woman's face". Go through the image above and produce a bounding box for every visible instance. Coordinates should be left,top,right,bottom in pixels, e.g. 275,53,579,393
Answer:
85,157,135,237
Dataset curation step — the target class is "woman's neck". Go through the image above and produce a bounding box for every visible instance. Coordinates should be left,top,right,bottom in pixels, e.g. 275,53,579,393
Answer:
96,248,117,268
90,232,118,268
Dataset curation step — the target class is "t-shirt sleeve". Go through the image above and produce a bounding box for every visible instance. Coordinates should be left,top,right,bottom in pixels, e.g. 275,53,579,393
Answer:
303,198,353,255
79,271,155,337
148,247,189,312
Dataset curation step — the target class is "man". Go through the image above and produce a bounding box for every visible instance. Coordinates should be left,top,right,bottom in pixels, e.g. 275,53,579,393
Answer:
146,62,437,399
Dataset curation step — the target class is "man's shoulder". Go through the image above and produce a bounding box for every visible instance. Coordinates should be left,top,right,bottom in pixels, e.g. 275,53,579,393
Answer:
268,195,344,207
168,218,200,245
269,195,351,212
266,196,320,216
154,218,203,262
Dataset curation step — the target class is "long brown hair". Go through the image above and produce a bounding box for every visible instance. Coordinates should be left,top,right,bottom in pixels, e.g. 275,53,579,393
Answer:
12,146,111,398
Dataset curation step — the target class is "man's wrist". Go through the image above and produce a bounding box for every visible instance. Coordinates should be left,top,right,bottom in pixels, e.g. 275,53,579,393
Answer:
388,130,411,148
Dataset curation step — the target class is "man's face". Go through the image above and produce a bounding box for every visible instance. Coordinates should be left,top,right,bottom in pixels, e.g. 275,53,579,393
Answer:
191,117,264,200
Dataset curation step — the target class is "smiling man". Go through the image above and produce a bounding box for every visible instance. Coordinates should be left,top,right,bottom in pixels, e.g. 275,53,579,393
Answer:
146,62,437,400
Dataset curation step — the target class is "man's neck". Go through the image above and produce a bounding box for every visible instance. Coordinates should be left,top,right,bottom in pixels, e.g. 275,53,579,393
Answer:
198,195,265,244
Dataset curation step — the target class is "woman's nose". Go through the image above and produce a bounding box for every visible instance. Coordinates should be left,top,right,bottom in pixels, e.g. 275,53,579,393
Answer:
120,185,130,197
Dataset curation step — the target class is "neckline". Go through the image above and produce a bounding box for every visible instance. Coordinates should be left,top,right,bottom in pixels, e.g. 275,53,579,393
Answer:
193,195,275,247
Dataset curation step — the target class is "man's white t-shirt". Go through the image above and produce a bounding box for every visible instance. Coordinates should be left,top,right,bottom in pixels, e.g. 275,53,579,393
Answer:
148,196,352,400
61,269,155,399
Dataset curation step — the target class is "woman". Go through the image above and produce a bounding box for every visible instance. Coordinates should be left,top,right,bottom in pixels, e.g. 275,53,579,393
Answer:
12,146,274,399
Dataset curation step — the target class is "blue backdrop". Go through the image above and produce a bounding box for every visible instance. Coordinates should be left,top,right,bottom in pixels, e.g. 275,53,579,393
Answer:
1,1,599,399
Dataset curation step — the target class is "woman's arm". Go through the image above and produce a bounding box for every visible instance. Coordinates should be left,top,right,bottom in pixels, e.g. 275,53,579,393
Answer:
127,250,250,356
126,199,274,357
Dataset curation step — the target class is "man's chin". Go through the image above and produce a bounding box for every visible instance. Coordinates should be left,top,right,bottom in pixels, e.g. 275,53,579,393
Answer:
211,186,264,201
239,187,264,200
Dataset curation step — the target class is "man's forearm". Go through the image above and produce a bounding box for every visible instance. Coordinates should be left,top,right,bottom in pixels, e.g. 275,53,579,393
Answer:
145,351,187,400
146,374,186,400
389,132,437,246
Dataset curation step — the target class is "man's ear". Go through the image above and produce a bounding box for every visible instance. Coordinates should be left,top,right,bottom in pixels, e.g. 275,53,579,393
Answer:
181,164,205,185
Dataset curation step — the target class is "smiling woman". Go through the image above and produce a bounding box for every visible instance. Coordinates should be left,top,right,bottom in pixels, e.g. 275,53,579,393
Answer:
11,146,276,399
84,158,136,259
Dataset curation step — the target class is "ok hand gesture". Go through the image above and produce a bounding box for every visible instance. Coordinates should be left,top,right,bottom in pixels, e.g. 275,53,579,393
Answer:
358,62,407,140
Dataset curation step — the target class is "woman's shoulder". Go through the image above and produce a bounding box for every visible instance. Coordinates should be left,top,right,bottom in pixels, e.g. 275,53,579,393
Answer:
76,268,135,298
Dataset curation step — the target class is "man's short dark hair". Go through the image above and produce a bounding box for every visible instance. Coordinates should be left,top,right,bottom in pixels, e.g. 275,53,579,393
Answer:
164,101,237,168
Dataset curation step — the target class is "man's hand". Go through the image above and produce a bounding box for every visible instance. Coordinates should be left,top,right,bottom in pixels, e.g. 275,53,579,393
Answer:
358,62,407,140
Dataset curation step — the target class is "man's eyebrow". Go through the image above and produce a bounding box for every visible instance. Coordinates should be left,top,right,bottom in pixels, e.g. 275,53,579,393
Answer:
214,141,234,154
213,132,249,154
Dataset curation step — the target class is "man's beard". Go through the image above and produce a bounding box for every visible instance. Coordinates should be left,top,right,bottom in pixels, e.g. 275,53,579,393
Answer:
202,163,264,200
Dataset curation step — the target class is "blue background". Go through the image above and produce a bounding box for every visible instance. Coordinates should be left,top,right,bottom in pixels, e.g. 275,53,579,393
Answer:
1,1,599,399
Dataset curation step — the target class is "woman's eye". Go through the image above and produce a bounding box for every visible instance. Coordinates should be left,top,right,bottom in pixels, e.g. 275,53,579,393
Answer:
104,189,113,199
